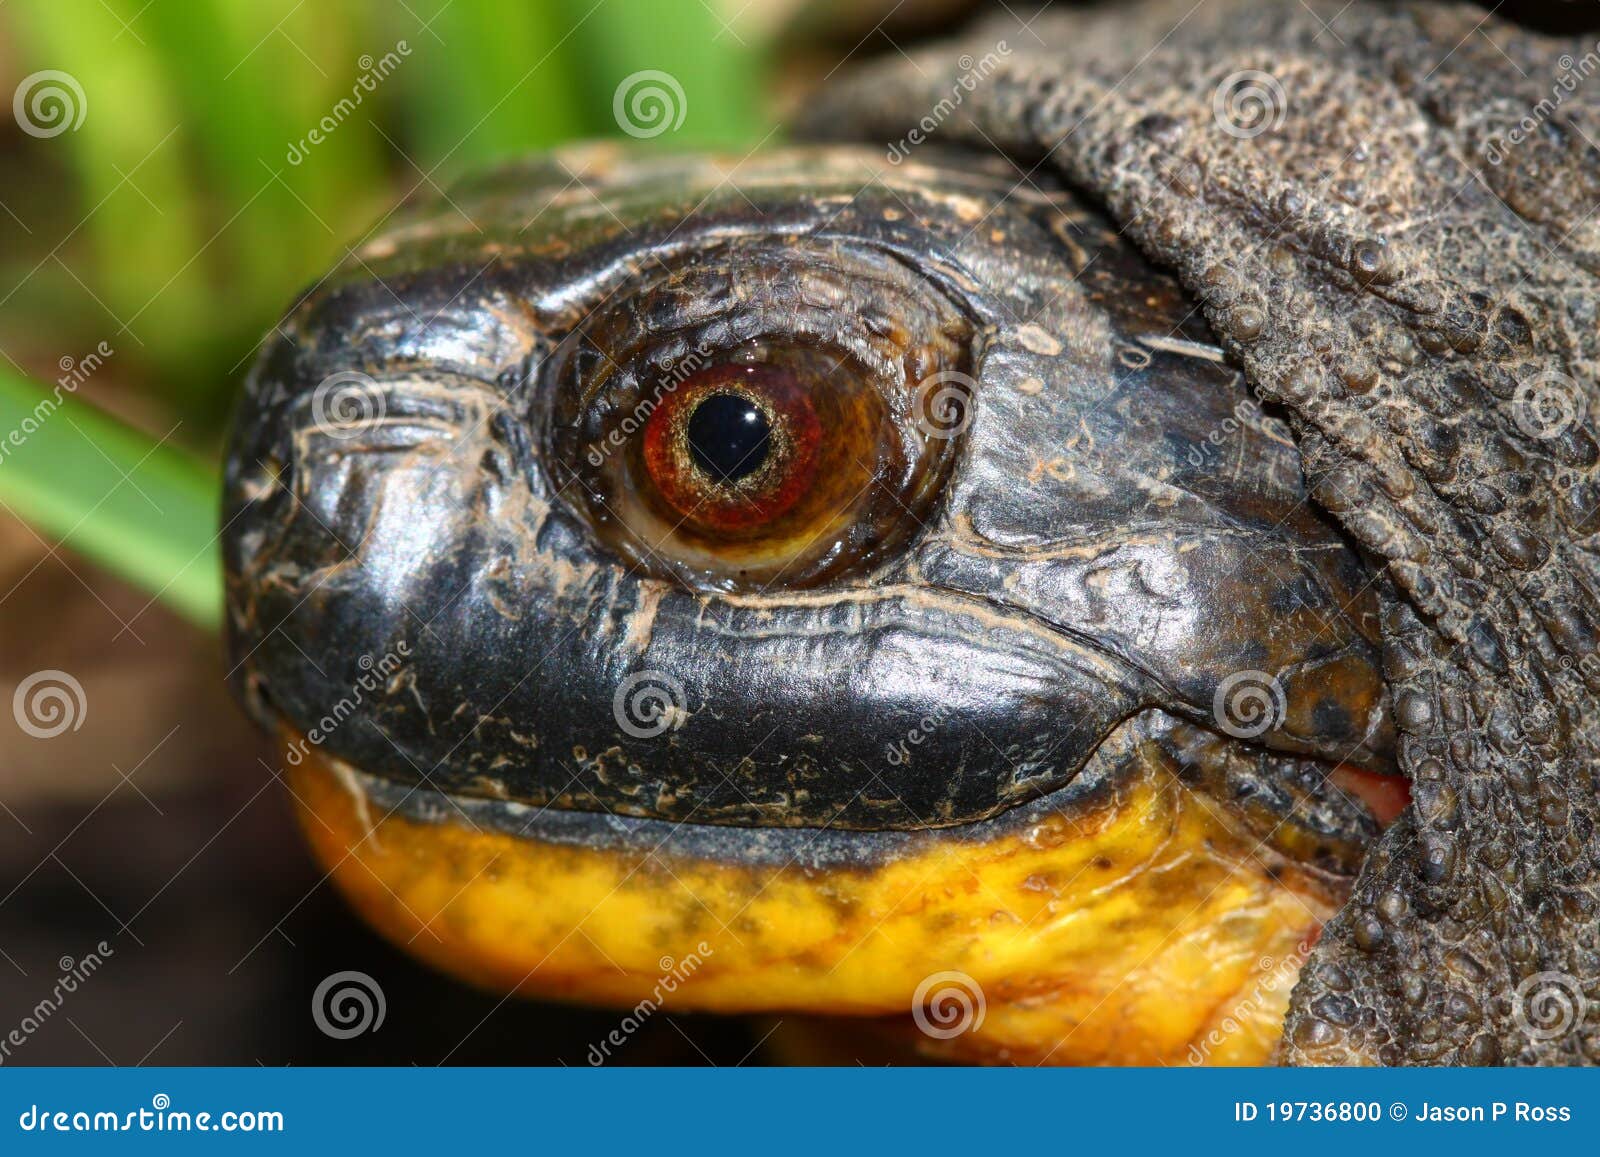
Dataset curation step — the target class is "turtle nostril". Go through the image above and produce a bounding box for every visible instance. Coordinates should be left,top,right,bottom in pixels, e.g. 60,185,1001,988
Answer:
687,392,771,483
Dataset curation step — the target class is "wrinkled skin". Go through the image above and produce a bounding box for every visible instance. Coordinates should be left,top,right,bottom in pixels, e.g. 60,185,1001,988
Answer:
226,149,1389,831
811,0,1600,1063
225,0,1600,1064
227,146,1390,1063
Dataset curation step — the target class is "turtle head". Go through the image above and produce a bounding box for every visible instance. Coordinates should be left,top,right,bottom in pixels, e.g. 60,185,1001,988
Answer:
224,145,1399,1063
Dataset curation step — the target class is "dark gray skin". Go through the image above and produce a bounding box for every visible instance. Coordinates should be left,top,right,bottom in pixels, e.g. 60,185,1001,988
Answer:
809,0,1600,1064
224,0,1597,1065
224,147,1389,835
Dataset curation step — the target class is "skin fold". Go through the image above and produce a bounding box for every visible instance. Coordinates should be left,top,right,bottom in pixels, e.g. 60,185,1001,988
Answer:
225,1,1597,1064
809,0,1600,1063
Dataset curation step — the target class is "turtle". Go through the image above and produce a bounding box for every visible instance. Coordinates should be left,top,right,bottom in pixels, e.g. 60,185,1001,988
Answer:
223,0,1600,1065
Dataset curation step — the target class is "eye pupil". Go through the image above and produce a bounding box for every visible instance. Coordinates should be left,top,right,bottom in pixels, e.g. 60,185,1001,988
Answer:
686,393,771,483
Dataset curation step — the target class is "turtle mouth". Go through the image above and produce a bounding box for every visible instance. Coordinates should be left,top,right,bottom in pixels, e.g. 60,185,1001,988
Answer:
313,709,1398,865
279,705,1404,1065
1328,763,1411,829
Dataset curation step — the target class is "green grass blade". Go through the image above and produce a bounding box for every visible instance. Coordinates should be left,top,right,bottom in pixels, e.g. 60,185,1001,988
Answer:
404,0,588,169
0,369,222,631
137,0,383,313
566,0,767,148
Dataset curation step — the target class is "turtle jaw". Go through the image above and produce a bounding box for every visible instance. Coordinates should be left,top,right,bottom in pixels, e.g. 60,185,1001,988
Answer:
283,712,1356,1066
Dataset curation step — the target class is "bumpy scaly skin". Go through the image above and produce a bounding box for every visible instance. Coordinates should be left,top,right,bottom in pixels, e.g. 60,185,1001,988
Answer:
809,0,1600,1063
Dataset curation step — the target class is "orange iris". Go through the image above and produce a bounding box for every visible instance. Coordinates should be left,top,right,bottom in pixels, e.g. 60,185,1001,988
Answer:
640,363,822,536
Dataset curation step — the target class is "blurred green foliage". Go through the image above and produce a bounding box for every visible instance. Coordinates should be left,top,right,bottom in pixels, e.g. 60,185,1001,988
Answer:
0,367,222,626
0,0,770,625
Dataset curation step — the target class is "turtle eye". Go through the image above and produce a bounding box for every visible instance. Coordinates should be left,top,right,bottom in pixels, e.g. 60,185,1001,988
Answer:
566,340,933,589
640,362,822,536
546,245,976,591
